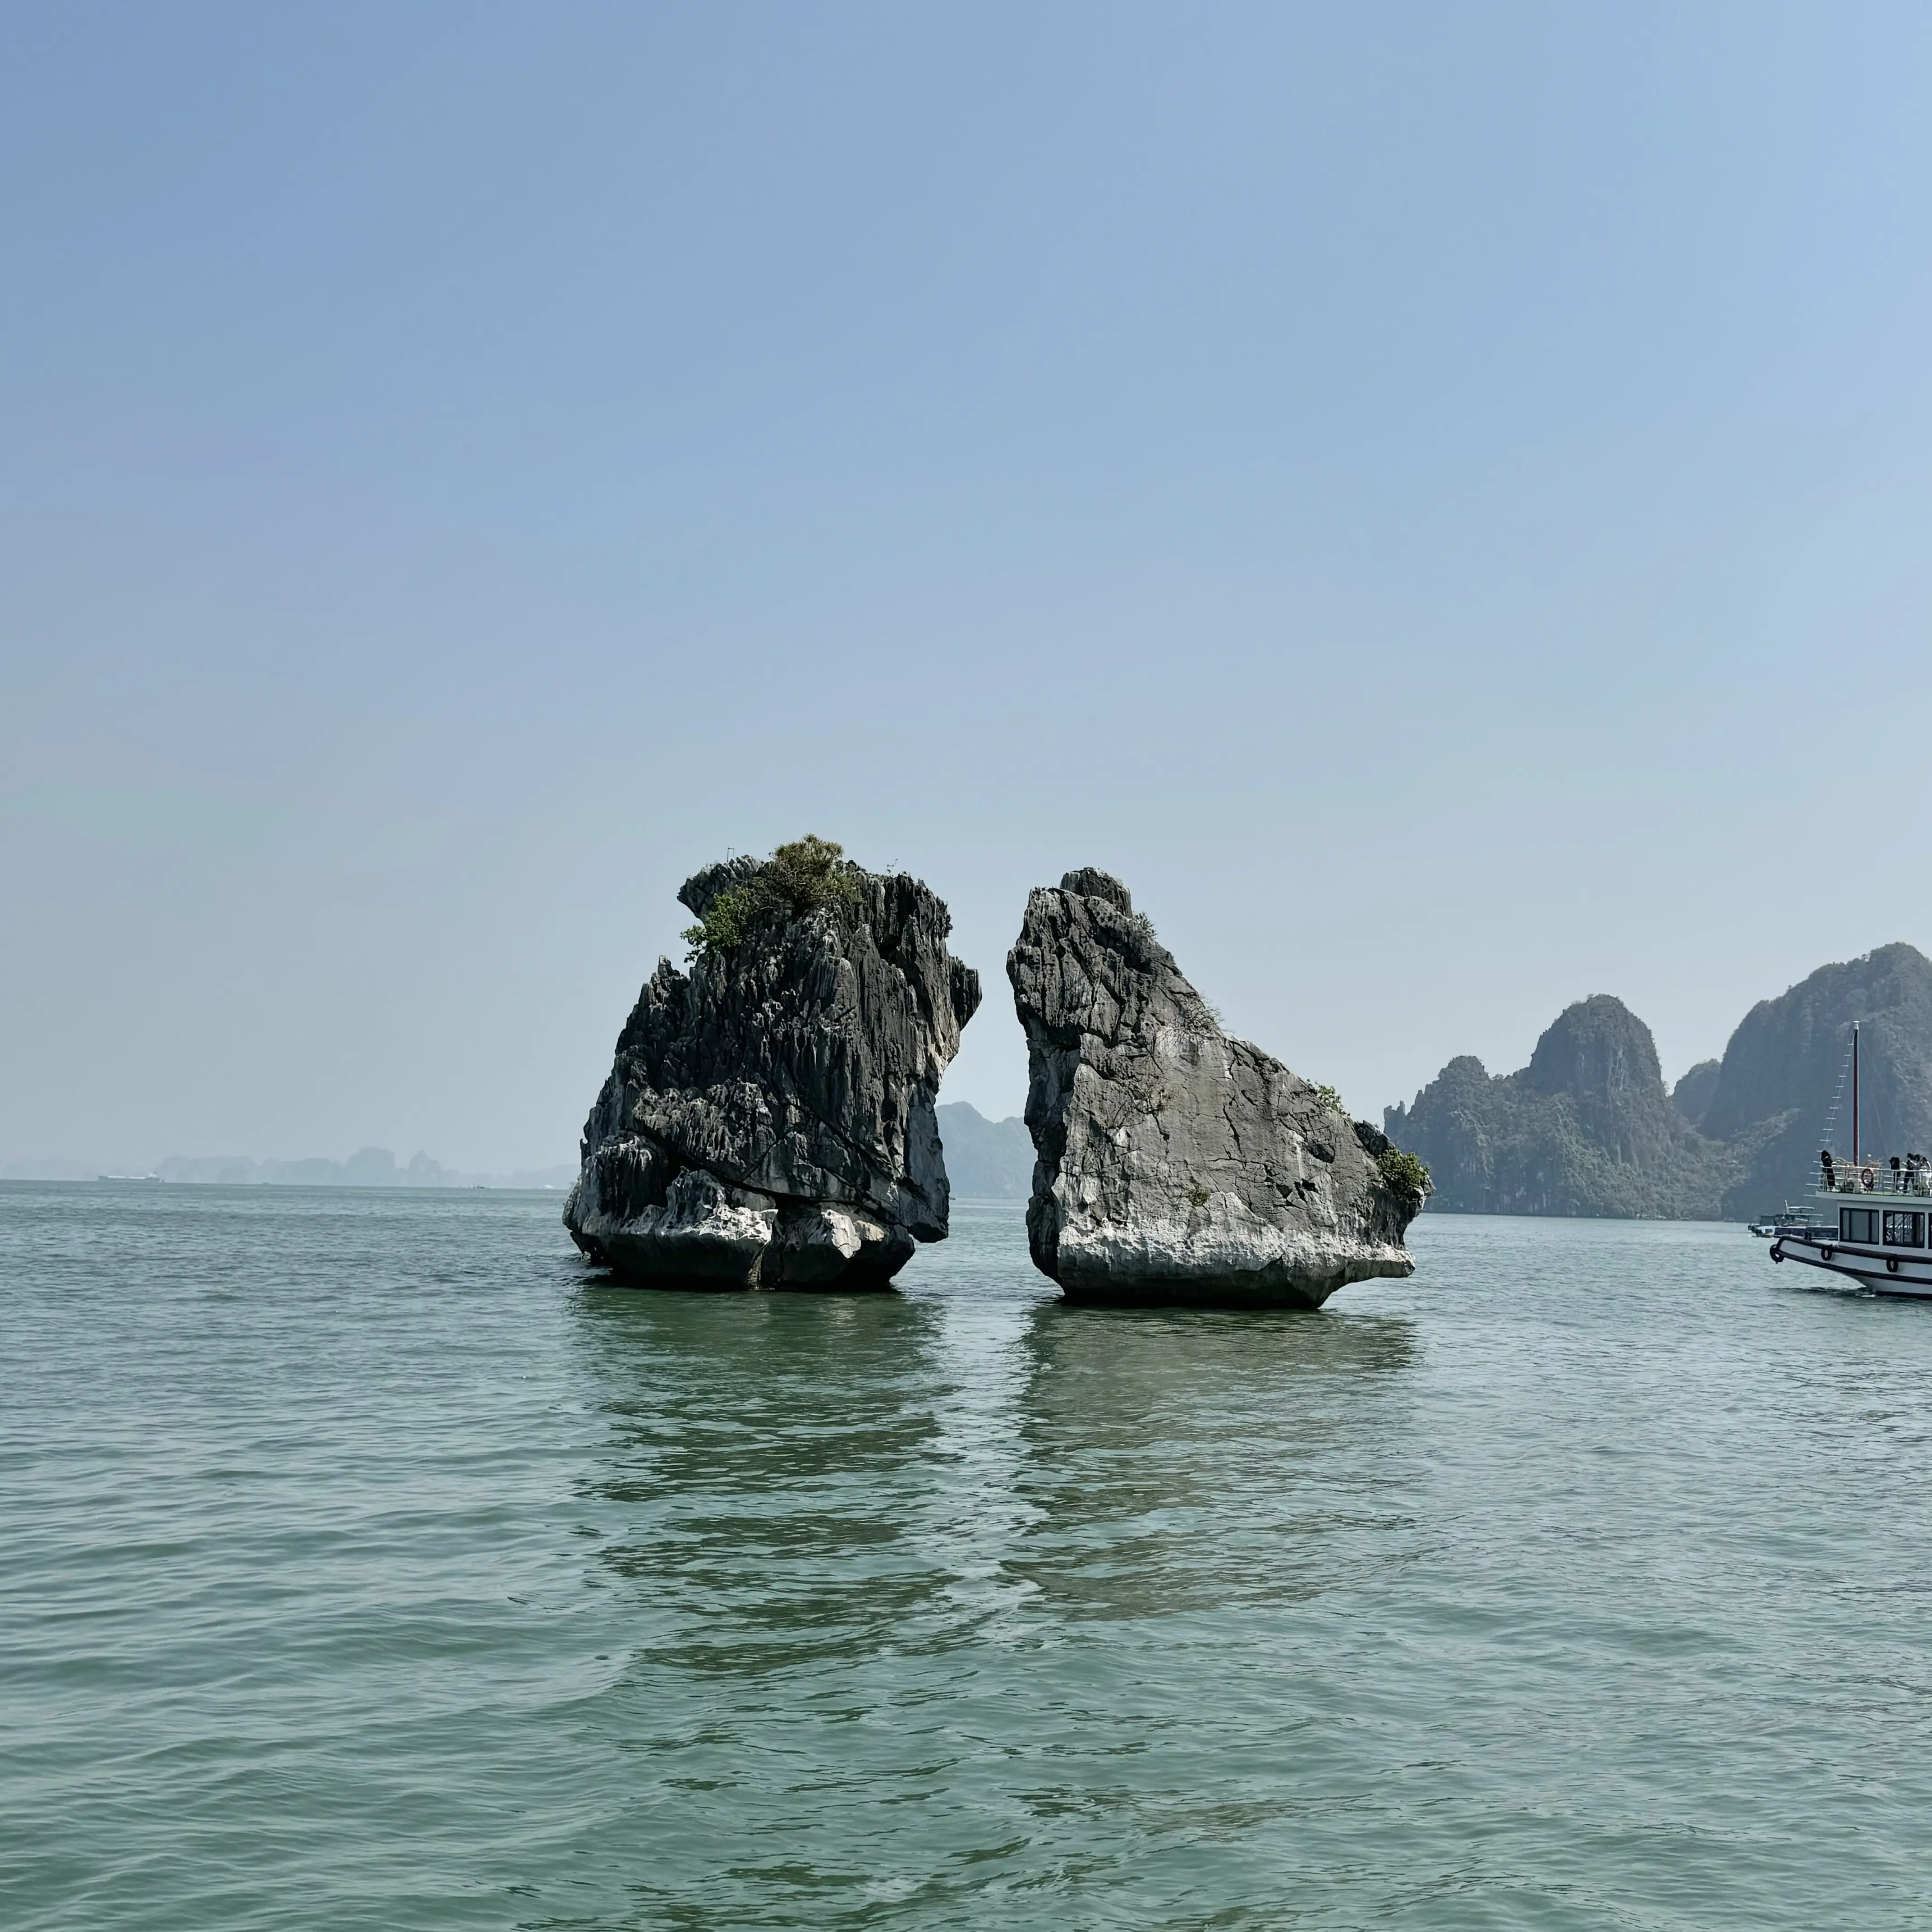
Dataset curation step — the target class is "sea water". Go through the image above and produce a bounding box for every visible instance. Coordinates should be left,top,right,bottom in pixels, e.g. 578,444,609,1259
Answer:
3,1183,1930,1929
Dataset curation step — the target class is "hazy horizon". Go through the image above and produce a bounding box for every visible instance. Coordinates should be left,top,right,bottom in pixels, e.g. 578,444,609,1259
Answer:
2,1096,1027,1180
6,5,1931,1173
4,935,1914,1176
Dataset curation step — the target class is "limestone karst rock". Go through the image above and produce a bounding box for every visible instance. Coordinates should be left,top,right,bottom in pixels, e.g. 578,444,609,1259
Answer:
1696,942,1932,1216
566,838,981,1289
1006,868,1422,1309
1388,946,1932,1222
1671,1058,1723,1131
1386,996,1739,1219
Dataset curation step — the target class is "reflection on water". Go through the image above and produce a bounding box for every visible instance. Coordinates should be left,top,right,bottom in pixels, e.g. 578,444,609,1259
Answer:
13,1189,1932,1928
1021,1298,1418,1415
571,1283,957,1675
575,1279,949,1486
1012,1303,1419,1620
567,1253,1422,1648
556,1235,1440,1921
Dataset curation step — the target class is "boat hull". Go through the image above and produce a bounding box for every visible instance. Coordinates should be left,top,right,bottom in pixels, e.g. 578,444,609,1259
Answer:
1770,1232,1932,1298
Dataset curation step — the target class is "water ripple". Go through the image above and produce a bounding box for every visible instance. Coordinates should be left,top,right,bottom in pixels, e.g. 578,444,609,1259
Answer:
4,1188,1932,1928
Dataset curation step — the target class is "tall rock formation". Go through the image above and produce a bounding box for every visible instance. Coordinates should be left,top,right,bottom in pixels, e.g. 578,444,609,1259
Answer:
566,838,981,1289
1697,943,1932,1215
1670,1059,1723,1131
1386,995,1738,1218
1007,869,1423,1309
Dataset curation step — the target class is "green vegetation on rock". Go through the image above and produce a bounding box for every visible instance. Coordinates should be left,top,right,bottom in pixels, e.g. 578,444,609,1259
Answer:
1376,1147,1431,1205
681,835,861,961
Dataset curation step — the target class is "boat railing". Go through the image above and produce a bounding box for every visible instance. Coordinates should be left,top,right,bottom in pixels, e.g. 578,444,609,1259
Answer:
1817,1155,1932,1197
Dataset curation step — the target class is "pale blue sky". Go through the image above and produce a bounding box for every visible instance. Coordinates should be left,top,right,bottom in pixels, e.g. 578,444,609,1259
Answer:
5,3,1931,1170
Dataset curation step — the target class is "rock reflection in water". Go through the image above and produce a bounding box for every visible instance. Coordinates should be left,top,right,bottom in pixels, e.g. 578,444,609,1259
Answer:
1011,1303,1419,1622
570,1282,955,1677
567,1256,1424,1660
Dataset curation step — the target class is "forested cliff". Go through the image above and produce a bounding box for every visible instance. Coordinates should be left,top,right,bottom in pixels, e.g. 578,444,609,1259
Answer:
1387,946,1932,1220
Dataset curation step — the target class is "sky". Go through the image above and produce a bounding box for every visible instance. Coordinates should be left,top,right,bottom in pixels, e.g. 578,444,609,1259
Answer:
4,2,1932,1172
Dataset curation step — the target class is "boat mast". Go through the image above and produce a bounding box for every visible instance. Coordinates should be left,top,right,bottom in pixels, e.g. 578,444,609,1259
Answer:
1853,1023,1860,1167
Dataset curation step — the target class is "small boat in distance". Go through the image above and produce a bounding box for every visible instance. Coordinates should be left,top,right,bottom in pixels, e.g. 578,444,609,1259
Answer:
1769,1024,1932,1297
1748,1205,1827,1239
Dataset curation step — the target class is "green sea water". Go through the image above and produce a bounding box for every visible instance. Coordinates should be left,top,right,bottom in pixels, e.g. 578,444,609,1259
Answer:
3,1183,1930,1929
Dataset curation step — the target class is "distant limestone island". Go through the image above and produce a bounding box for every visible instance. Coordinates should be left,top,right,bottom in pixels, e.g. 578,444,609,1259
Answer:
1387,943,1932,1219
934,1104,1034,1197
152,1150,574,1189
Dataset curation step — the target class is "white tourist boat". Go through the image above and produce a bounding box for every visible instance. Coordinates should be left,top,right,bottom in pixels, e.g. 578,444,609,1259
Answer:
1769,1025,1932,1297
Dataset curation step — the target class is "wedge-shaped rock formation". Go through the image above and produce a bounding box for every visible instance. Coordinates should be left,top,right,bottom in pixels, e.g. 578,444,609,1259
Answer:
566,839,981,1289
1007,869,1422,1309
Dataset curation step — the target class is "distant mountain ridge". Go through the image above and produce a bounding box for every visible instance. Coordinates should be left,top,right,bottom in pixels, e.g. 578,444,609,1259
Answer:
156,1148,578,1189
1695,942,1932,1214
0,1148,575,1188
1389,944,1932,1220
1386,996,1736,1217
17,1124,1021,1197
23,948,1927,1221
935,1103,1035,1198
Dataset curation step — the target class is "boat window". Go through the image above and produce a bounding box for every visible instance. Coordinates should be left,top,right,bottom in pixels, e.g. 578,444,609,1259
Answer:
1883,1210,1925,1247
1842,1208,1881,1243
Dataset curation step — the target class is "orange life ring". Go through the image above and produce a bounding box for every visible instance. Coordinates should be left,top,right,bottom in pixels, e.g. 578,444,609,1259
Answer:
1862,1167,1876,1190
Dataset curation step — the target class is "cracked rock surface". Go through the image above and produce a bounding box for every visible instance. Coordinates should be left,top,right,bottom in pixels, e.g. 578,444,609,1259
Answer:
566,856,981,1289
1007,868,1419,1308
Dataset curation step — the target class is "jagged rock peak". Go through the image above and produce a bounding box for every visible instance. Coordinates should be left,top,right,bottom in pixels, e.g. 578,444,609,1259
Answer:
1697,941,1932,1215
1058,866,1134,913
1007,869,1422,1310
1387,943,1932,1224
566,837,981,1291
1387,995,1734,1219
1671,1058,1723,1131
1523,994,1666,1103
